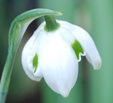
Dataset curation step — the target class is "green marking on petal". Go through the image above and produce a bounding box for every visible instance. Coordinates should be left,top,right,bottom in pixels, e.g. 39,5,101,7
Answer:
98,61,101,69
32,53,38,73
71,39,84,60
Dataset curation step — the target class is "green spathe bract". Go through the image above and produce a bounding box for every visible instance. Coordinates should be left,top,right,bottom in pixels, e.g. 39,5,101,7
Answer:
0,8,62,103
71,39,84,61
33,53,38,73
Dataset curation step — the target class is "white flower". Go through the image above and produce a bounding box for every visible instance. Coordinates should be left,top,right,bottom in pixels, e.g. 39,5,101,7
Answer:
22,20,101,97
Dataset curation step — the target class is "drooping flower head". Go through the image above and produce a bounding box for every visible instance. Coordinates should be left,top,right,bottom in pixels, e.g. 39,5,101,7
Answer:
22,15,101,97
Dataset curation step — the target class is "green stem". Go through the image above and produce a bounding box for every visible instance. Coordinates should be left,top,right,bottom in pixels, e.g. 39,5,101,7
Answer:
0,9,62,103
0,49,15,103
44,15,60,32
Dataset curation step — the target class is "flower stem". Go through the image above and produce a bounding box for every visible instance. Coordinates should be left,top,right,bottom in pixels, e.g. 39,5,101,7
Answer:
0,49,15,103
0,9,62,103
44,15,60,32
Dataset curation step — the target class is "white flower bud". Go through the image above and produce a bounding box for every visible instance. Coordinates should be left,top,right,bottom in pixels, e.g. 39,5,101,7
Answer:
22,20,102,97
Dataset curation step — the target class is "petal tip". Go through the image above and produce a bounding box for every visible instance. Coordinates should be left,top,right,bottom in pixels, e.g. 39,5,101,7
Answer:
94,58,102,70
97,59,102,70
61,89,70,98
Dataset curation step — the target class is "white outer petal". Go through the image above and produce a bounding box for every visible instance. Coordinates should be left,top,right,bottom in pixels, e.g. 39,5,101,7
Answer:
22,21,46,81
58,20,102,70
40,30,78,97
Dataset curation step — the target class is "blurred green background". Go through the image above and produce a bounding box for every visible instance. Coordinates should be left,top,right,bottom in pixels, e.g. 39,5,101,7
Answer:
0,0,113,103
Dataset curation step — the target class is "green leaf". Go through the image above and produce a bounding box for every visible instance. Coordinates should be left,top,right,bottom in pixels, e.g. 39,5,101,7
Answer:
71,39,84,60
32,53,38,73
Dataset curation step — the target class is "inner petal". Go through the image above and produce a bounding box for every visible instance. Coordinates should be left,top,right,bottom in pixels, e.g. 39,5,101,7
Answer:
71,39,86,62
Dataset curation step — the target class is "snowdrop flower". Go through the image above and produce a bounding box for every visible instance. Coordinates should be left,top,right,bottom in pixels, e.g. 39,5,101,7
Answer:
22,15,101,97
